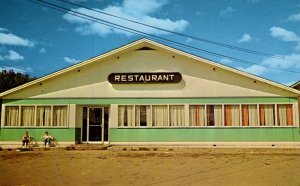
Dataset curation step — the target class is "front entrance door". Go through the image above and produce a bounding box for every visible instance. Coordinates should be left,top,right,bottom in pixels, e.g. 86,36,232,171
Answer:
82,107,109,143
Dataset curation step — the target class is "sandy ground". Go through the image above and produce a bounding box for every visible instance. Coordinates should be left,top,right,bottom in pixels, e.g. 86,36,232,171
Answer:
0,148,300,186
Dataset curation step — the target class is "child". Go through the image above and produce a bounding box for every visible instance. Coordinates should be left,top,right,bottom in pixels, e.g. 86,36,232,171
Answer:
41,131,54,148
22,131,30,148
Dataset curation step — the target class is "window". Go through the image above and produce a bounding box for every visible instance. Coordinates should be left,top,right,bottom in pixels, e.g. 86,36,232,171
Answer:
277,104,293,126
118,105,134,127
5,106,19,126
189,105,205,126
241,105,258,126
152,105,168,127
207,105,222,126
4,105,68,127
259,105,275,126
53,106,68,126
118,105,185,127
224,105,240,126
169,105,185,126
135,105,151,127
21,106,35,126
36,106,51,126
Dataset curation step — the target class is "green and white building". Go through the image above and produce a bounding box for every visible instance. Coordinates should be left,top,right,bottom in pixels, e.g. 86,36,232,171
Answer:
1,38,300,147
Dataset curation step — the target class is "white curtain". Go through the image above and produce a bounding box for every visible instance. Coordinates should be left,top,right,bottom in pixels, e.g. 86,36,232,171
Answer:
169,105,185,126
5,106,19,126
189,105,205,126
21,106,35,126
277,105,293,126
53,106,68,126
135,105,151,127
248,105,258,126
152,105,168,127
118,106,134,127
214,105,222,126
265,105,275,126
37,106,52,126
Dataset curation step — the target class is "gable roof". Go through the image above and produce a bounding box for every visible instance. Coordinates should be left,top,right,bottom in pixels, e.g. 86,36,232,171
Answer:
1,38,300,97
291,81,300,90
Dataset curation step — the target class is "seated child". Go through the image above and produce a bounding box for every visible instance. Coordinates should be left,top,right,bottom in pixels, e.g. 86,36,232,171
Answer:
41,131,54,148
22,131,30,148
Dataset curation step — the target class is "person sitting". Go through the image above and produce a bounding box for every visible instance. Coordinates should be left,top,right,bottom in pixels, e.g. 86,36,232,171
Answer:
22,131,30,148
41,131,54,148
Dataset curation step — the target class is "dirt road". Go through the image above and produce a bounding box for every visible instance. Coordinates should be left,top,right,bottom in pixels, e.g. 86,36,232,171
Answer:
0,148,299,186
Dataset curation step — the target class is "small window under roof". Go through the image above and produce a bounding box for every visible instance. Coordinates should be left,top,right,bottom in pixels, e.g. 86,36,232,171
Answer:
135,47,155,51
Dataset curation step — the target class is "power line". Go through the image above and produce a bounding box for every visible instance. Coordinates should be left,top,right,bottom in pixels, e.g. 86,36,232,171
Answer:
57,0,299,62
27,0,300,74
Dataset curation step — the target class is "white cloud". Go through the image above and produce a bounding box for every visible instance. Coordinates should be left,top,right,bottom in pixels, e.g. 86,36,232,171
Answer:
0,50,24,61
237,65,268,76
270,27,300,51
185,38,193,44
220,58,233,64
270,27,300,42
39,48,46,54
0,27,8,32
0,33,35,47
219,6,234,17
261,53,300,69
287,12,300,22
63,57,80,64
195,11,202,16
237,33,252,43
0,66,33,74
56,28,67,32
63,0,188,37
237,53,300,76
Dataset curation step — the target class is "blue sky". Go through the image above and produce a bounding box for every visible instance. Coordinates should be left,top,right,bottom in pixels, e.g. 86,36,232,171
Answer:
0,0,299,85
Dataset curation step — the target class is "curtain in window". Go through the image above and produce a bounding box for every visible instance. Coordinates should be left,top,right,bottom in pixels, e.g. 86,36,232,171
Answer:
5,106,19,126
118,106,134,127
21,106,35,126
36,106,52,126
224,105,240,126
207,105,222,126
169,105,185,126
53,106,68,126
152,105,168,127
135,105,151,127
242,105,258,126
259,105,275,126
189,105,205,126
277,104,293,126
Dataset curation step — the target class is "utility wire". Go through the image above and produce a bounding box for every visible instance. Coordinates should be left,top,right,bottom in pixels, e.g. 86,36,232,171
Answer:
28,0,300,74
57,0,299,62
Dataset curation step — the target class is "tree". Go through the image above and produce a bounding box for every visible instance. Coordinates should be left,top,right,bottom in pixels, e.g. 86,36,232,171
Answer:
0,70,35,93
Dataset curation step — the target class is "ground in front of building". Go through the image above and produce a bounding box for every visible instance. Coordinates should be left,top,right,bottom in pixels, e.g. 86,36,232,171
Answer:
0,148,300,186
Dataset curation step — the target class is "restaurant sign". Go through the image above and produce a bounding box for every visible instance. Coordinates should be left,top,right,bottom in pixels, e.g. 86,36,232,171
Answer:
108,72,182,84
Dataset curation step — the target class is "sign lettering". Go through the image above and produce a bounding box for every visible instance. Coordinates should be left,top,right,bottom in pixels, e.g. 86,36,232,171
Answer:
108,72,182,84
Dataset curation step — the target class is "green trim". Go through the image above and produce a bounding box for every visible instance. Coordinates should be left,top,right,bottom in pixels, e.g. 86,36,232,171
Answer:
109,128,300,142
2,97,298,105
0,128,77,142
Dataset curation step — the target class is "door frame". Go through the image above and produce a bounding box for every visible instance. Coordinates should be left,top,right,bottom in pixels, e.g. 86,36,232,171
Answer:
82,106,109,144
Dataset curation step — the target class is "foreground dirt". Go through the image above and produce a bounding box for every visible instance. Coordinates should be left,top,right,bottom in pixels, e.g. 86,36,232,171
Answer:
0,148,300,186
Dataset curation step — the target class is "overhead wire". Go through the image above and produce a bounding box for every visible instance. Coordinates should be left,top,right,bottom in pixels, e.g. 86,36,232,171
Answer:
27,0,300,74
57,0,299,62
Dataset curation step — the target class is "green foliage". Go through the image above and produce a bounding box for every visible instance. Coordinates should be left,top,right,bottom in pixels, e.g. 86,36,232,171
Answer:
0,70,35,93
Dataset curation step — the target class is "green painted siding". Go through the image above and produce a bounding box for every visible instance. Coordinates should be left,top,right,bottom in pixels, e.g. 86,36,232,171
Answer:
0,128,77,142
2,97,298,105
109,128,300,142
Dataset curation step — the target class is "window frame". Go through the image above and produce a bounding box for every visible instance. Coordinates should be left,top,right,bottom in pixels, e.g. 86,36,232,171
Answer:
118,102,297,128
3,104,69,128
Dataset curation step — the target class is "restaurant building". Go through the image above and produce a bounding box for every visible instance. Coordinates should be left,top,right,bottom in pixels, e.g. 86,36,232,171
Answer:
0,38,300,147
